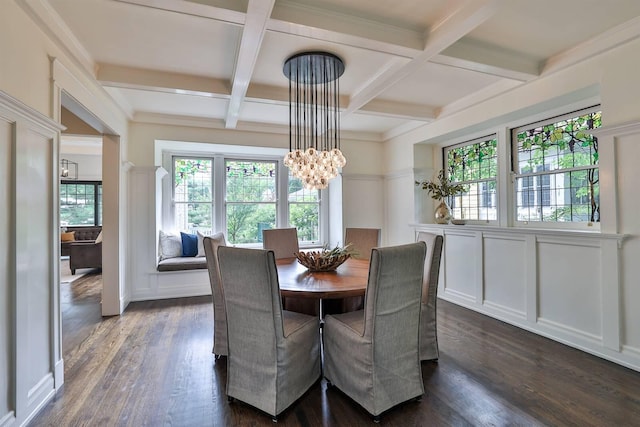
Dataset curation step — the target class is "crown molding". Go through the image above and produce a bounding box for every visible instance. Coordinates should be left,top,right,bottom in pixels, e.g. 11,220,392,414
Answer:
543,15,640,75
18,0,95,74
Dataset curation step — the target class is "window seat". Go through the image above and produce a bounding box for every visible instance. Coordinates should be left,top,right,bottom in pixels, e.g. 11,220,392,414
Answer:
157,257,207,272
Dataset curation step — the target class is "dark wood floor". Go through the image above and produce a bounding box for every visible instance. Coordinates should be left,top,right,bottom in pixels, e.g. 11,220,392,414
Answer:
31,274,640,426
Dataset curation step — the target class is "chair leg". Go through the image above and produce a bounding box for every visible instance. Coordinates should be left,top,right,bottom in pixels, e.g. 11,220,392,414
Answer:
71,269,76,275
227,396,234,403
373,415,381,423
271,416,278,423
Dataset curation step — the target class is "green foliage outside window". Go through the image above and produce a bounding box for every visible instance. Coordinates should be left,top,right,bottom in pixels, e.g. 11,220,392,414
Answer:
515,109,601,223
174,158,212,230
226,161,276,244
288,174,319,242
173,157,321,244
60,182,102,226
444,137,498,221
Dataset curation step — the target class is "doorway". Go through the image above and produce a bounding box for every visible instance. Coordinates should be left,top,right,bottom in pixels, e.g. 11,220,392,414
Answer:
59,128,104,354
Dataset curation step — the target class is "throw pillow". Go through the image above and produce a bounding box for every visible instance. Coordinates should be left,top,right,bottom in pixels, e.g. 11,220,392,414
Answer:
197,231,206,257
95,230,103,243
181,232,198,257
61,231,75,242
159,231,182,260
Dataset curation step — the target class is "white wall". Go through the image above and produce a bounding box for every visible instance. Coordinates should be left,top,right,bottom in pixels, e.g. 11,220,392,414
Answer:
0,3,129,425
59,153,102,181
384,39,640,371
127,123,384,301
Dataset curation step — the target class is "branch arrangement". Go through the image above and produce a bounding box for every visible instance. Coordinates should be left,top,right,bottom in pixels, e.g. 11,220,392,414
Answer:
415,169,466,200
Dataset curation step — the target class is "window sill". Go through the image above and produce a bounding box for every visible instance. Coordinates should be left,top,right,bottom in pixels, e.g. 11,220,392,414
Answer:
411,223,628,248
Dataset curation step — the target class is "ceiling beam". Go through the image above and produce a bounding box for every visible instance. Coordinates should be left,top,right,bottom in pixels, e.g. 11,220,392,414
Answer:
97,64,230,99
343,0,500,116
225,0,275,129
433,38,540,82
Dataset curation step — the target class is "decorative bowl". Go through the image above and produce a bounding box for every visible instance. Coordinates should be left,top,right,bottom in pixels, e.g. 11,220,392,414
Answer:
451,219,467,225
295,251,350,272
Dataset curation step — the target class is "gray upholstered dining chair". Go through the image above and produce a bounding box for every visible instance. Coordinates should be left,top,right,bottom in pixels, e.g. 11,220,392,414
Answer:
323,242,426,422
331,227,381,313
203,232,227,358
262,227,299,259
344,227,380,261
416,231,444,361
263,227,318,315
217,246,321,421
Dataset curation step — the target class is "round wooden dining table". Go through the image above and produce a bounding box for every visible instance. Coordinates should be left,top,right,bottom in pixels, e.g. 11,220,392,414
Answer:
276,257,369,299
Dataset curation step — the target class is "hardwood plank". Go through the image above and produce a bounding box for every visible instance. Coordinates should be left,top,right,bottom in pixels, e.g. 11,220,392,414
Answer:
30,275,640,426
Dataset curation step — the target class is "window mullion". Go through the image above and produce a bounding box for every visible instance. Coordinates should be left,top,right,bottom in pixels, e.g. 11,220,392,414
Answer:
214,156,225,235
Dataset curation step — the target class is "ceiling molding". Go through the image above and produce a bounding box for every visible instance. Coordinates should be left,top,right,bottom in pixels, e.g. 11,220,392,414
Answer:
357,99,436,122
132,111,383,141
437,79,524,119
225,0,275,129
343,0,499,116
542,15,640,76
113,0,246,25
18,0,95,74
434,38,540,81
383,121,430,142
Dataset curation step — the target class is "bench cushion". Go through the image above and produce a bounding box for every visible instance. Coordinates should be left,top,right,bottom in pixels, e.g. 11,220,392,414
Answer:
157,256,207,272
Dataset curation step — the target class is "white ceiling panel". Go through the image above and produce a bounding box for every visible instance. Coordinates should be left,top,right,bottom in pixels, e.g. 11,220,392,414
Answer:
377,61,502,107
50,0,243,78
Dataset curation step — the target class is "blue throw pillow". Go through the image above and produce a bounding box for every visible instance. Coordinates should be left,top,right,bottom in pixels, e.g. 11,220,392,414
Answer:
180,232,198,257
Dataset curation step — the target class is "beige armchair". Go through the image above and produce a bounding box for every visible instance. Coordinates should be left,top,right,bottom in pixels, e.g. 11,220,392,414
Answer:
203,233,227,358
323,242,426,422
217,246,321,421
416,231,444,361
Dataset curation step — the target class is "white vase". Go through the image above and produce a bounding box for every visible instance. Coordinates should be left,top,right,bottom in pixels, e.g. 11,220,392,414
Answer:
434,200,451,224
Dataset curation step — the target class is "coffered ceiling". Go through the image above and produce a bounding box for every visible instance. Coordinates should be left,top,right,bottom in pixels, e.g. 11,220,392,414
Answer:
19,0,640,141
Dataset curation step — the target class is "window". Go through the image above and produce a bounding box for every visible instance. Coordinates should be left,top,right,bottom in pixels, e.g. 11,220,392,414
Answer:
288,172,320,243
445,136,498,221
513,107,601,223
225,160,276,244
60,181,102,226
174,158,213,233
171,154,322,246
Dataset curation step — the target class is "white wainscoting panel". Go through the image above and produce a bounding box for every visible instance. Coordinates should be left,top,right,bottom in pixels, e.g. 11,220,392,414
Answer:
483,234,527,317
413,224,635,371
442,230,477,302
1,91,64,426
537,238,602,340
0,111,11,426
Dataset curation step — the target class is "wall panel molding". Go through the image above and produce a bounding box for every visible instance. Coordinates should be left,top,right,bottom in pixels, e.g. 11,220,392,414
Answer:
0,90,63,427
414,224,637,371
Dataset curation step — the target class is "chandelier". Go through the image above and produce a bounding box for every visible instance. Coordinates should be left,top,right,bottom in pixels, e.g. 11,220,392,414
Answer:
283,51,346,190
